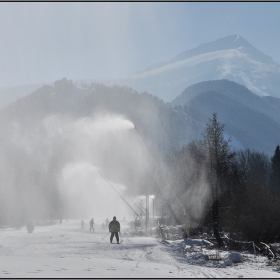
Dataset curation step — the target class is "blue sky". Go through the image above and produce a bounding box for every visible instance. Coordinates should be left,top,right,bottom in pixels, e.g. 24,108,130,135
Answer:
0,2,279,87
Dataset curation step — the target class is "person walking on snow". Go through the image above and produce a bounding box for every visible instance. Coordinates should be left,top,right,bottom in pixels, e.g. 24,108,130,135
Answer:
89,218,94,232
109,216,120,244
105,218,109,227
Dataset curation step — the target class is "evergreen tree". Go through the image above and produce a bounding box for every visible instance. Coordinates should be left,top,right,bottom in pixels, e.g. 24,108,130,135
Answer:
200,113,235,247
270,145,280,189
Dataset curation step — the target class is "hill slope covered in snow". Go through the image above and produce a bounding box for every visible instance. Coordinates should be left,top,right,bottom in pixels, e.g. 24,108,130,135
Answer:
112,34,280,101
0,219,279,278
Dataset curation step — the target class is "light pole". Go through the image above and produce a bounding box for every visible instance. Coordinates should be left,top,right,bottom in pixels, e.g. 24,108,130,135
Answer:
146,193,149,235
149,195,155,227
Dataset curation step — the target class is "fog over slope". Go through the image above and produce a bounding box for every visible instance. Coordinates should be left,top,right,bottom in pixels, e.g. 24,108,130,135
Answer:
0,79,197,225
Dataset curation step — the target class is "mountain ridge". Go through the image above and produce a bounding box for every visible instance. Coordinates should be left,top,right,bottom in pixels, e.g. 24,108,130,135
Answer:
172,79,280,124
110,34,280,101
172,79,280,155
170,34,274,64
134,35,273,76
2,34,280,108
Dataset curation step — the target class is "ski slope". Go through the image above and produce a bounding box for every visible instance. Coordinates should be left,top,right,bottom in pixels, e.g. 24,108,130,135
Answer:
0,219,279,278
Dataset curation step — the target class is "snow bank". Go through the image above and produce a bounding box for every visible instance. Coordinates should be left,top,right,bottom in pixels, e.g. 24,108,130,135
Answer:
0,220,279,278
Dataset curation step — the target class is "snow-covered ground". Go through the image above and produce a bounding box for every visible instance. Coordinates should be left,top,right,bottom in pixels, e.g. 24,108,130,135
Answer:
0,219,279,278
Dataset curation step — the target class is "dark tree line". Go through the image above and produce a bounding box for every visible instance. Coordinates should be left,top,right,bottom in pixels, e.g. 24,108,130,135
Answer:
164,113,280,245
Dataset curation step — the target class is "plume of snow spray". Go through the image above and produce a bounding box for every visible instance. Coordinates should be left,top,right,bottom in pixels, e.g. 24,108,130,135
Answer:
51,113,151,222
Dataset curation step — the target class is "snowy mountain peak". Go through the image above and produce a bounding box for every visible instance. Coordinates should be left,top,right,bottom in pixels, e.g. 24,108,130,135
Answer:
170,34,273,65
125,35,280,101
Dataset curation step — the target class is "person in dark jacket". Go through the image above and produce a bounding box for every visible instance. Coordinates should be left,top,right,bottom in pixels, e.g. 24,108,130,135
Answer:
90,218,94,232
109,216,120,244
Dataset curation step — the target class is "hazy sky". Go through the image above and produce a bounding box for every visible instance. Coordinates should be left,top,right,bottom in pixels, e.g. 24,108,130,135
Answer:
0,2,279,87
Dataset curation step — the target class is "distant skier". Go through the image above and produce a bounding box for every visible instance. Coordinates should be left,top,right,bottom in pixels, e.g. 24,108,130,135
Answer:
109,216,120,244
27,221,34,233
90,218,94,232
81,220,84,230
105,218,109,227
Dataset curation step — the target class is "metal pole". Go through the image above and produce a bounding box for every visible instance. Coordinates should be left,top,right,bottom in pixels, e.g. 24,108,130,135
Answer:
134,126,185,211
102,232,110,240
153,198,154,227
146,194,148,235
149,196,155,227
97,170,141,219
147,194,149,233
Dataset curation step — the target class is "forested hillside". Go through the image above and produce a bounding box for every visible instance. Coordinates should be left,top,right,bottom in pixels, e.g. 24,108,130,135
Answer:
172,79,280,155
0,78,197,225
1,77,280,246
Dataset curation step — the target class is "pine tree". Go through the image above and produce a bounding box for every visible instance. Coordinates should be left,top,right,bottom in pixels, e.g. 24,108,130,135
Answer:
200,113,235,247
270,145,280,189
